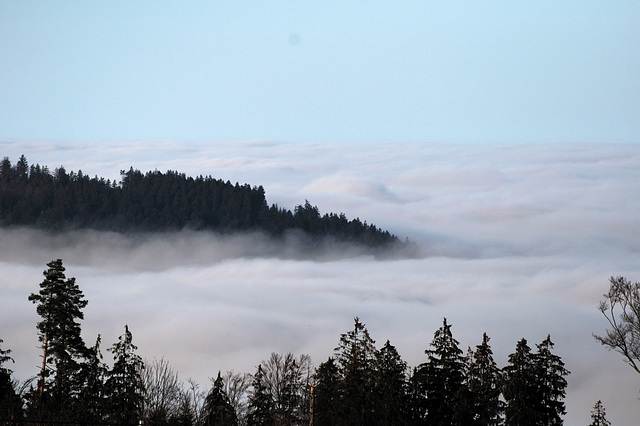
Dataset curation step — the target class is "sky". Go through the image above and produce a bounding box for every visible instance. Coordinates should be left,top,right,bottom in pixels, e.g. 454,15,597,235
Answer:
1,2,640,425
1,1,639,144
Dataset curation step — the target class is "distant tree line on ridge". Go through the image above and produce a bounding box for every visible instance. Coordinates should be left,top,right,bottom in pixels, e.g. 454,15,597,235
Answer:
0,259,611,426
0,155,403,250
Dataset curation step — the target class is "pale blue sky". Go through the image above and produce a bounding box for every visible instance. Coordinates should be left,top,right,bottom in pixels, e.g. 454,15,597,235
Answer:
1,1,639,143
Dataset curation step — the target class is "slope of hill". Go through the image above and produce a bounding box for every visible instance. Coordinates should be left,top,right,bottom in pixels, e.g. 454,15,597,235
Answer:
0,155,404,250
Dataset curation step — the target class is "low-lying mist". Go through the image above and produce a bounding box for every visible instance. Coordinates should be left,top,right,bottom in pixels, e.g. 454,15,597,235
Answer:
0,227,418,272
2,140,640,425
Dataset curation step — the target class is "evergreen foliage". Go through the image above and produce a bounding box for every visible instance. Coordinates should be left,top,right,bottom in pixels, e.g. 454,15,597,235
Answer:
503,338,540,426
104,325,145,425
75,334,108,424
0,155,402,249
465,333,503,425
412,317,468,426
0,339,22,423
533,335,570,425
588,400,610,426
312,358,341,426
6,258,585,425
503,336,570,426
205,372,238,426
247,364,274,426
27,259,89,422
373,340,408,425
333,317,378,426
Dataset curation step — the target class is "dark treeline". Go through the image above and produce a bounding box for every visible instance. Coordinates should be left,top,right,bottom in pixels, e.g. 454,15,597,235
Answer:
0,155,402,250
0,259,582,426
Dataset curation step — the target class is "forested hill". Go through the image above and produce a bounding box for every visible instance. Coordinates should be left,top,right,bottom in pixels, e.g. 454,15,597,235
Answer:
0,155,402,249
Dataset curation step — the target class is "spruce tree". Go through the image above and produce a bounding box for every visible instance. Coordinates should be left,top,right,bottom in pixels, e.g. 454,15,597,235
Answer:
533,335,569,425
413,318,467,426
333,317,378,426
503,338,540,426
312,357,341,426
247,364,274,426
205,371,238,426
588,400,610,426
75,335,108,424
373,340,408,425
0,339,22,423
466,333,502,425
28,259,89,422
105,325,145,425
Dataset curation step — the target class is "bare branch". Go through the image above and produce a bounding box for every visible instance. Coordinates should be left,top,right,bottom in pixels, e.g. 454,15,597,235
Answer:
594,276,640,375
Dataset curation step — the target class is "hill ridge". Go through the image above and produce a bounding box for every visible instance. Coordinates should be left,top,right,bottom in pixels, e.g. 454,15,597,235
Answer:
0,155,403,250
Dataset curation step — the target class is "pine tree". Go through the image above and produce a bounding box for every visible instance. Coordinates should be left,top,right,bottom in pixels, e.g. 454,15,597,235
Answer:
466,333,502,425
205,371,238,426
334,317,378,426
588,400,610,426
503,338,540,426
533,335,569,425
247,365,274,426
104,325,145,425
28,259,89,422
413,318,467,426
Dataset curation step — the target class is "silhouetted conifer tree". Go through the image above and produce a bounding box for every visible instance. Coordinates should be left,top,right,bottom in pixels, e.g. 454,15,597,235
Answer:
75,334,107,424
28,259,89,422
503,338,540,426
533,335,569,425
334,317,378,426
247,365,274,426
466,333,502,425
412,318,467,426
0,339,22,423
373,340,408,425
205,371,238,426
588,400,610,426
105,325,145,425
312,357,341,426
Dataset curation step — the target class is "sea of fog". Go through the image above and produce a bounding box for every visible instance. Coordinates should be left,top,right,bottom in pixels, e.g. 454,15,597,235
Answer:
1,140,639,425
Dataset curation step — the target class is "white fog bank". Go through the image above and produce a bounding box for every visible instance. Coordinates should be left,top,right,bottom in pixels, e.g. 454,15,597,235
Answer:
1,140,639,425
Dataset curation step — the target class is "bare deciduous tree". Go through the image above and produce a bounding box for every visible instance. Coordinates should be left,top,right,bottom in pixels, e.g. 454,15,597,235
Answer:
594,276,640,374
142,357,181,423
223,370,251,426
178,378,207,426
260,352,313,426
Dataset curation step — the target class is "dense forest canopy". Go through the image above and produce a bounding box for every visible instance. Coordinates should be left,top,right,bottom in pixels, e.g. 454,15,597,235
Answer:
0,155,404,251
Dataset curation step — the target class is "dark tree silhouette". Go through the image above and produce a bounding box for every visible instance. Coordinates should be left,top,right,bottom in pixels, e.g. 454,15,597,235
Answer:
28,259,89,422
104,325,145,425
588,400,610,426
594,276,640,374
247,364,274,426
205,372,238,426
466,333,502,425
412,318,467,426
0,156,405,251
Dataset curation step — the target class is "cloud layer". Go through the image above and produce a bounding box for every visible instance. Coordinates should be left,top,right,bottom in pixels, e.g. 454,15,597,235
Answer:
1,140,639,425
